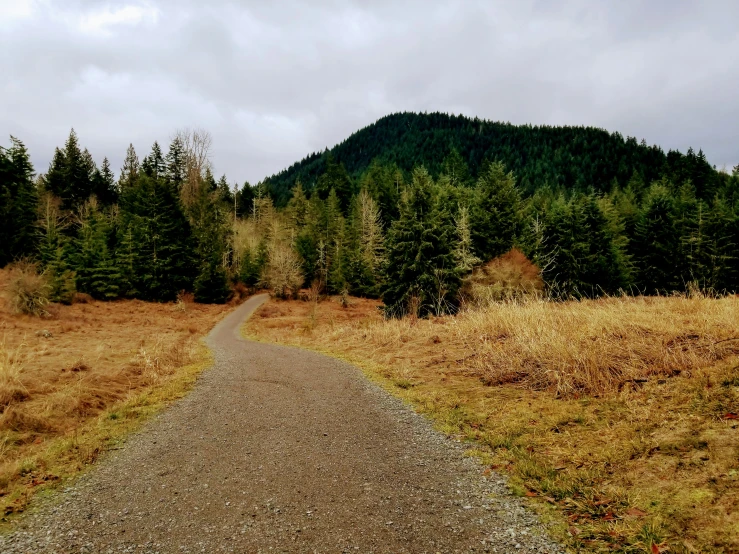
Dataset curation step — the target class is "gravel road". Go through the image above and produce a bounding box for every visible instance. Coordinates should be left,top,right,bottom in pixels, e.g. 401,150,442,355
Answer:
1,294,564,553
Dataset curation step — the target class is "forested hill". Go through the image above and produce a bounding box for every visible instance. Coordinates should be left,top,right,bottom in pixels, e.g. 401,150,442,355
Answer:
263,112,722,206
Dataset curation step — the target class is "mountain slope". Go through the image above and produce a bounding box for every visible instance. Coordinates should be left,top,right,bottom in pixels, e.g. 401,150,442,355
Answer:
264,112,721,206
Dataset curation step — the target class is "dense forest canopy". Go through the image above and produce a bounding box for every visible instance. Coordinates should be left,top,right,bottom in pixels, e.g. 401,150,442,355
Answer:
263,112,727,207
1,113,738,313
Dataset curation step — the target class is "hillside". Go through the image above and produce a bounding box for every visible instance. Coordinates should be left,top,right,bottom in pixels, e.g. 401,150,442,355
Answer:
263,112,723,206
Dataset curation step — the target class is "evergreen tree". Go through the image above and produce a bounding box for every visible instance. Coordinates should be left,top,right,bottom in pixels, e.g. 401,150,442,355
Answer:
165,137,186,190
142,141,165,180
315,153,354,212
119,143,140,191
119,174,195,301
37,194,76,303
382,168,460,317
239,242,268,288
236,181,254,218
633,183,678,293
358,160,401,227
453,205,480,274
190,178,231,303
344,189,385,296
287,180,310,230
92,157,118,205
469,161,522,261
44,129,95,211
72,199,120,299
0,136,38,266
441,148,472,187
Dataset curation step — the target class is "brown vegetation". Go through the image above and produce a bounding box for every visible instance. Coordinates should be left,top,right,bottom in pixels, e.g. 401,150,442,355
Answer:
0,270,231,519
247,295,739,553
2,262,51,317
461,248,544,305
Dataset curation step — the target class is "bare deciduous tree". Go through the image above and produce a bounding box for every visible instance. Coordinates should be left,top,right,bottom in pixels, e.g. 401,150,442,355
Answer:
173,127,213,207
263,244,304,299
357,189,384,274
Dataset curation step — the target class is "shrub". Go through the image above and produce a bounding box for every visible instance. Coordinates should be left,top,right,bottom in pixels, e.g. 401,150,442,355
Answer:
193,263,231,304
47,268,77,305
3,262,50,316
263,245,304,299
461,248,543,305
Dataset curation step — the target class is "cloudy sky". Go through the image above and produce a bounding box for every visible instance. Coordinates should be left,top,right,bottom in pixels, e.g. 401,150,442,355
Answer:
2,0,737,184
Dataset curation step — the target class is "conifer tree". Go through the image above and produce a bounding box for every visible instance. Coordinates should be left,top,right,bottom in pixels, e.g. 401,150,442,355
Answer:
236,181,254,218
634,183,678,293
72,199,120,299
344,189,385,296
190,179,231,303
323,189,346,293
44,129,95,211
37,194,76,303
142,142,166,180
382,168,460,317
165,137,186,190
315,153,354,212
453,205,480,274
441,148,471,187
0,136,38,266
287,180,310,230
92,157,118,205
118,174,195,301
119,143,140,191
469,161,522,261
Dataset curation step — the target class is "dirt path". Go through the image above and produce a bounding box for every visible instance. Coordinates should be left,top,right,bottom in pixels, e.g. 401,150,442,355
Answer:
1,295,562,553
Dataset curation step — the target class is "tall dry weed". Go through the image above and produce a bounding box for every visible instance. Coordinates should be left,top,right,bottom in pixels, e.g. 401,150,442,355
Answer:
3,262,50,317
276,294,739,398
0,338,29,408
456,295,739,396
133,336,195,384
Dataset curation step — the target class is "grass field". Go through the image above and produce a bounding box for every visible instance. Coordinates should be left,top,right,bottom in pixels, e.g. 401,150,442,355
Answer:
246,294,739,553
0,270,232,521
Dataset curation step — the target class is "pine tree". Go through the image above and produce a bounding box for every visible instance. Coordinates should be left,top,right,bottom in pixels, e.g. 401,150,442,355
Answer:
44,129,95,211
344,189,385,296
236,181,254,218
37,194,76,303
469,161,522,261
165,137,186,190
190,178,231,303
119,143,140,191
382,168,460,317
72,199,120,299
119,174,195,301
633,183,678,293
142,142,165,180
0,136,38,266
287,180,309,230
315,153,354,212
453,205,480,274
441,148,471,187
92,157,117,205
324,189,346,293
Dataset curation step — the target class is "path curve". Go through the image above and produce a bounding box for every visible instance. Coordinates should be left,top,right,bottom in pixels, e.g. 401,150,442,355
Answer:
1,295,562,553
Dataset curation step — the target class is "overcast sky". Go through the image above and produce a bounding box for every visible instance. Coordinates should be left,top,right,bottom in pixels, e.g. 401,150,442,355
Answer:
2,0,737,184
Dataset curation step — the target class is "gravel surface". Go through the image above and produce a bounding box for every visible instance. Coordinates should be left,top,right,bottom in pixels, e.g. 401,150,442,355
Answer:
1,295,564,553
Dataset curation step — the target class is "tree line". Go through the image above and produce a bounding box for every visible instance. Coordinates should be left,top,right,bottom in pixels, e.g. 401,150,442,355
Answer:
2,129,244,304
263,112,728,206
2,126,738,314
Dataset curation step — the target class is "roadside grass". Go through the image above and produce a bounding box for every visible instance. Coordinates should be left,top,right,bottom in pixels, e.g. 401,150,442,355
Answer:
0,270,232,522
245,295,739,553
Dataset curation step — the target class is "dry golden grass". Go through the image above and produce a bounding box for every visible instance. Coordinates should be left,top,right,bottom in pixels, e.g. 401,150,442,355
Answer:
247,295,739,553
0,270,232,520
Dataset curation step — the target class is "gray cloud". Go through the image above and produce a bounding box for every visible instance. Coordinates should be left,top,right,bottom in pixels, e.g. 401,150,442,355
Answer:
1,0,737,185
